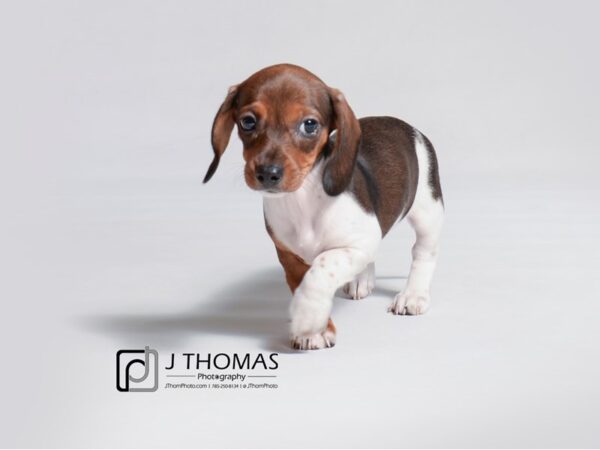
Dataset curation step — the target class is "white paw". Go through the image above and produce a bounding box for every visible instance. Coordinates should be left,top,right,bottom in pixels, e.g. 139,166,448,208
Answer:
291,327,336,350
343,262,375,300
388,291,430,315
290,290,332,340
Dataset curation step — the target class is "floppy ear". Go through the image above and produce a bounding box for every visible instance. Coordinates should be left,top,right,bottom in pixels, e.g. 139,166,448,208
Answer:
322,88,361,196
203,85,238,183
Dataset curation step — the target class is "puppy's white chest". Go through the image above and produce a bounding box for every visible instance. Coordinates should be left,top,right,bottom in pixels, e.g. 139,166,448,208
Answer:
291,222,317,256
263,165,382,264
264,192,328,263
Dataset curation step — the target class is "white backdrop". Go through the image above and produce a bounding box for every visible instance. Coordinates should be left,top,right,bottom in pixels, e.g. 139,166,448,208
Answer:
1,0,599,447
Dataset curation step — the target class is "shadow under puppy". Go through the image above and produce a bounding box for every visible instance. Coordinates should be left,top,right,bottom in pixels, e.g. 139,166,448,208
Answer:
204,64,444,350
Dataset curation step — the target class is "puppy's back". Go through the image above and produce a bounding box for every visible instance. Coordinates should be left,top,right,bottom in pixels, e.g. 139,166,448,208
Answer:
348,116,441,235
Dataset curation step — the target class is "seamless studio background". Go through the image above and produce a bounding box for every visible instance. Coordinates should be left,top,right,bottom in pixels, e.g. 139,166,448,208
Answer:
1,0,599,448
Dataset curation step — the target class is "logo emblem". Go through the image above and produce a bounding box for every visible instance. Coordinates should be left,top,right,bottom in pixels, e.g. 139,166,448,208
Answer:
116,346,159,392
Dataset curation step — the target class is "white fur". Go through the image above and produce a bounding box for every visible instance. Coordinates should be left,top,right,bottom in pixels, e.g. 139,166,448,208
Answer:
265,130,444,348
343,262,375,300
290,324,337,350
389,130,444,315
264,161,381,349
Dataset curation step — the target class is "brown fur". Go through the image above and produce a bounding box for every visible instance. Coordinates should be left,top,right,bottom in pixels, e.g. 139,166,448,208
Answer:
349,117,419,235
347,117,442,235
274,244,310,293
265,222,310,292
205,64,361,195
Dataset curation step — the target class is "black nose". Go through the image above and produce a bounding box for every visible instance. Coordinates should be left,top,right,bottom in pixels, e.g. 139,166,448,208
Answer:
255,164,284,189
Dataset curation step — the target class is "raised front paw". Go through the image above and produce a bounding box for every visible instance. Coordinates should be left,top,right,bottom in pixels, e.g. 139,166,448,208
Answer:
388,291,430,315
342,262,375,300
290,319,337,350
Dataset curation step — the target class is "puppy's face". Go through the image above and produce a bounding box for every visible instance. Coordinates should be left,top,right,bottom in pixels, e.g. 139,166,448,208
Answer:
235,69,332,193
205,64,361,196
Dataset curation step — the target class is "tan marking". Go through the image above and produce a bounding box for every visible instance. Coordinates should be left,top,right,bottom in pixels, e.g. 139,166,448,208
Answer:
266,224,309,293
327,318,336,335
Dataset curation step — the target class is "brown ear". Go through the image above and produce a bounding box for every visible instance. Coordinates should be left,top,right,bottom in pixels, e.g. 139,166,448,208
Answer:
322,88,361,196
203,85,238,183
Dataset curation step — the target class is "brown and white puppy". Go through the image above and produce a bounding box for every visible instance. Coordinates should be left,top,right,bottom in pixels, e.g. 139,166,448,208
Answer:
204,64,444,350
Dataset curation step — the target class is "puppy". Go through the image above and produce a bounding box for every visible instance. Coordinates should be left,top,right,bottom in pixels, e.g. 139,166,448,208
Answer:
204,64,444,350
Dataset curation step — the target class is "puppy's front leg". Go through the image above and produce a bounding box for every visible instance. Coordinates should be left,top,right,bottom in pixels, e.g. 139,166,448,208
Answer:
290,248,369,350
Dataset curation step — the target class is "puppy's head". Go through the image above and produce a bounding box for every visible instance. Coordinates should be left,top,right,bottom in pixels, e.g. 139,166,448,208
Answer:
204,64,361,195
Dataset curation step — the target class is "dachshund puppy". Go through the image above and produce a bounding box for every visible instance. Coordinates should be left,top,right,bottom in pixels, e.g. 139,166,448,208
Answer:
204,64,444,350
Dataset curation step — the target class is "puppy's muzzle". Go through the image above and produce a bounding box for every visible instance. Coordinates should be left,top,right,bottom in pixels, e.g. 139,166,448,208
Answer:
255,164,284,190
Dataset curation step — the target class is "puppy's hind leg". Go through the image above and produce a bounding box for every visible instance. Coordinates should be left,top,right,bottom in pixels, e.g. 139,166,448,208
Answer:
389,131,444,315
389,201,443,315
342,262,375,300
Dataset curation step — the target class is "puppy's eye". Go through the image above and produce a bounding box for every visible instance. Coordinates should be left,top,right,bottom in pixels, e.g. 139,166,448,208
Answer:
299,118,319,136
240,115,256,131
